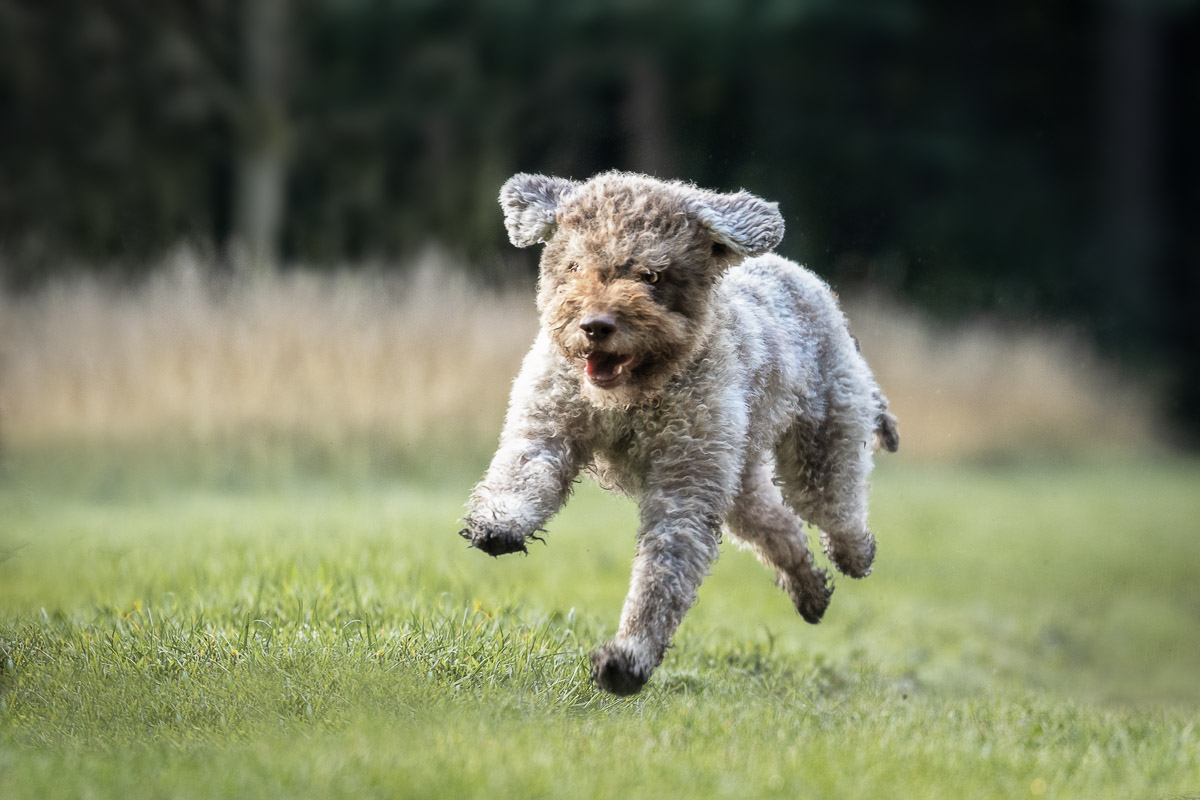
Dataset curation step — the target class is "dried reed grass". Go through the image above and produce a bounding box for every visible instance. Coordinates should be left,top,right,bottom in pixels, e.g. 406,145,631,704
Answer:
0,252,1156,462
0,250,536,449
846,296,1156,460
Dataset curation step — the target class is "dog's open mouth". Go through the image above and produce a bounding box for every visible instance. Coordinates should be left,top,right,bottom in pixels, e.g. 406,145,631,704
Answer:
585,351,639,387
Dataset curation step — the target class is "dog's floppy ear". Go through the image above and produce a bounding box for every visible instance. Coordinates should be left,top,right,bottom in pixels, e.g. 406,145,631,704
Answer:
689,188,785,256
499,173,578,247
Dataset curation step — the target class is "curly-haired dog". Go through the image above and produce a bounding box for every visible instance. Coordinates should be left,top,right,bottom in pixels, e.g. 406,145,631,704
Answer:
462,172,899,695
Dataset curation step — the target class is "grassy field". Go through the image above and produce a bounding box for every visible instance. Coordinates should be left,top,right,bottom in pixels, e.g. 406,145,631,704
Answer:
2,448,1199,799
0,263,1190,797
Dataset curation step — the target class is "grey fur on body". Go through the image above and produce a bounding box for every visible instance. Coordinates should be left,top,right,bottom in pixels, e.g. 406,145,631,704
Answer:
463,171,898,696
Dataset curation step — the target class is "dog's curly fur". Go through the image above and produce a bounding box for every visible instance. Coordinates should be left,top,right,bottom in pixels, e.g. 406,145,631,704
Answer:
462,171,898,695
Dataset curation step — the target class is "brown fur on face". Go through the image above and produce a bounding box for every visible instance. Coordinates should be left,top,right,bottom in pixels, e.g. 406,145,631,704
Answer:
536,176,737,407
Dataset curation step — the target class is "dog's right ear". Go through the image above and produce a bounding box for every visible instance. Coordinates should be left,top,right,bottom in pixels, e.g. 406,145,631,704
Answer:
499,174,578,248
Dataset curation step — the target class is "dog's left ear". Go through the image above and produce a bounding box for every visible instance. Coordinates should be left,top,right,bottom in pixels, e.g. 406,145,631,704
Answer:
499,173,578,248
689,188,785,256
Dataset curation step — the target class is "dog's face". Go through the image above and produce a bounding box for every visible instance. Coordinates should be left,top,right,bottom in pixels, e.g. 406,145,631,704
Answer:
500,172,784,407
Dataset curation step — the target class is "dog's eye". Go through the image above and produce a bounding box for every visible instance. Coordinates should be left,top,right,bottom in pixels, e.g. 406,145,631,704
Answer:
640,271,661,285
565,262,579,273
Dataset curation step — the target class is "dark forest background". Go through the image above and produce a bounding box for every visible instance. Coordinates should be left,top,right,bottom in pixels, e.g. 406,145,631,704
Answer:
1,0,1197,440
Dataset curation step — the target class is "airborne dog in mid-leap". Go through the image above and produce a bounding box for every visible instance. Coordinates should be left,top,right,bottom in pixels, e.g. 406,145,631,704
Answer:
461,172,899,696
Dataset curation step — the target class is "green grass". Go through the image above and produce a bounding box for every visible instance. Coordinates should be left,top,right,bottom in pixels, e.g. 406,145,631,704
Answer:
2,448,1199,799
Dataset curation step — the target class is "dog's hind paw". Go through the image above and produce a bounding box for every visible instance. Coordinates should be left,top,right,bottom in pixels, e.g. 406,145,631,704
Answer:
781,568,833,624
821,529,875,579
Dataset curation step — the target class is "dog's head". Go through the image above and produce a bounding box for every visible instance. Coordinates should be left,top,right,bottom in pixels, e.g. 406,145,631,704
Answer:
500,171,784,407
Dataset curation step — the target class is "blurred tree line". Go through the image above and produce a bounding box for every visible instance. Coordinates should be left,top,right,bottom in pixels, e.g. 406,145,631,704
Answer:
1,0,1197,439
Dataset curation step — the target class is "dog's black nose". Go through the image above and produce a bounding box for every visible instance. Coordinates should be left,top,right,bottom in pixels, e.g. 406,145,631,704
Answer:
580,314,617,341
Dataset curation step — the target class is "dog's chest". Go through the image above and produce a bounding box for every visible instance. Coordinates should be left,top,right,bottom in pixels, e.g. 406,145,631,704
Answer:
584,410,646,489
580,403,670,494
583,397,715,496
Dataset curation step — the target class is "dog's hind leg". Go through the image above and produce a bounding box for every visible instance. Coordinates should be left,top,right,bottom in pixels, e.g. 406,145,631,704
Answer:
775,408,878,579
726,455,832,623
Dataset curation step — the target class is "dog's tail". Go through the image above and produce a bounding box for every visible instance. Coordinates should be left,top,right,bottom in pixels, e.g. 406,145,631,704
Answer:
873,388,900,453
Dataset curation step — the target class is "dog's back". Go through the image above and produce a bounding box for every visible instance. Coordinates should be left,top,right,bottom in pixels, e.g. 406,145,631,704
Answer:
715,253,896,455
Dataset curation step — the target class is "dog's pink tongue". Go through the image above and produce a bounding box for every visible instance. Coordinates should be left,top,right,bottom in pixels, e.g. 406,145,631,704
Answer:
586,353,632,383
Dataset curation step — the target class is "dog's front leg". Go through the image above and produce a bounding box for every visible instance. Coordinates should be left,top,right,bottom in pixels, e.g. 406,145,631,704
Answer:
590,447,738,695
463,341,586,556
462,434,582,556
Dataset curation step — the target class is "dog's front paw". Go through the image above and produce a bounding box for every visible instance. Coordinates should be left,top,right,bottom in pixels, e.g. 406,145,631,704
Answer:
459,520,535,557
590,642,650,696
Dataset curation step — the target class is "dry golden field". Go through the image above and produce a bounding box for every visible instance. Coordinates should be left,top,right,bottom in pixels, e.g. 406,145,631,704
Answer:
0,250,1156,462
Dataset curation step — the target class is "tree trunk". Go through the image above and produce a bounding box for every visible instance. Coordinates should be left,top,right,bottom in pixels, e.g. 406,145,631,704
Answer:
1098,0,1162,339
232,0,289,277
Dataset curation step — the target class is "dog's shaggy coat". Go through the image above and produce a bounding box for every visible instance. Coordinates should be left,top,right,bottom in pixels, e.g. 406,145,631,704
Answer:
462,172,898,695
